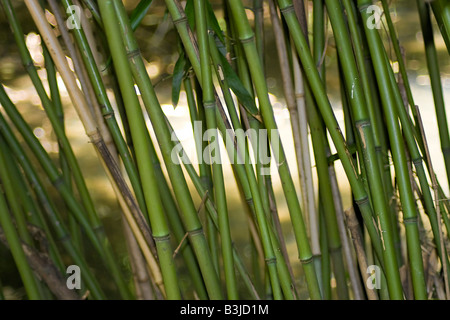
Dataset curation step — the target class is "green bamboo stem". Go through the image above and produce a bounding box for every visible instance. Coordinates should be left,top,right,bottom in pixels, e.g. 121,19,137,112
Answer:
0,182,40,299
2,0,100,233
179,1,285,299
98,0,181,299
0,114,105,299
276,0,385,268
312,129,350,300
169,113,286,300
358,0,427,299
42,43,83,255
56,0,150,226
341,0,387,170
148,134,209,300
0,82,131,298
253,0,265,74
415,106,450,299
0,145,34,248
112,0,223,300
416,0,450,194
192,78,221,274
144,78,209,300
25,0,163,299
382,49,450,290
0,88,109,299
227,0,321,300
208,30,297,299
306,0,352,300
0,278,4,300
301,33,350,299
223,3,299,299
436,0,450,50
268,0,319,262
341,0,402,264
318,200,331,299
325,0,403,299
430,1,450,55
194,0,238,299
0,136,65,273
0,137,52,300
380,0,417,119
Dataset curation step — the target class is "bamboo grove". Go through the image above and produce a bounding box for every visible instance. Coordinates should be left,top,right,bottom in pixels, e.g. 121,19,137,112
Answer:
0,0,449,300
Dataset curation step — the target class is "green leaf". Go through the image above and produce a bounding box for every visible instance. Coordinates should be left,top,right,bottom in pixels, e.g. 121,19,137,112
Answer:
216,47,260,119
205,1,225,44
185,0,195,30
130,0,154,31
172,51,187,107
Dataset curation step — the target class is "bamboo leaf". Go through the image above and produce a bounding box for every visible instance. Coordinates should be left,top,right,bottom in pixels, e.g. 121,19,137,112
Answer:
216,46,260,120
185,0,224,45
185,0,195,29
172,50,187,107
206,1,225,44
130,0,154,31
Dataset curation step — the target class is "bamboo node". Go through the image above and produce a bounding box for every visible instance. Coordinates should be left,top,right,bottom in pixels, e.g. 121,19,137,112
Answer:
279,5,295,15
153,234,171,242
239,35,255,45
265,257,277,265
355,196,369,207
355,119,371,128
403,216,418,225
127,48,141,61
412,157,424,166
52,176,64,188
442,146,450,156
204,101,216,109
172,16,188,26
300,256,313,265
102,109,115,120
23,60,35,71
188,227,205,237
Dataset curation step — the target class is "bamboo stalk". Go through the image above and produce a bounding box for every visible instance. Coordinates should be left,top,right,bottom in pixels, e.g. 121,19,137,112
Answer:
207,34,296,299
416,0,450,195
112,0,223,299
358,0,427,299
23,0,146,299
194,0,238,299
55,0,151,228
98,0,180,299
276,0,385,268
345,207,379,300
227,0,321,299
267,0,318,258
0,148,40,300
0,91,107,299
325,0,403,299
415,106,450,300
